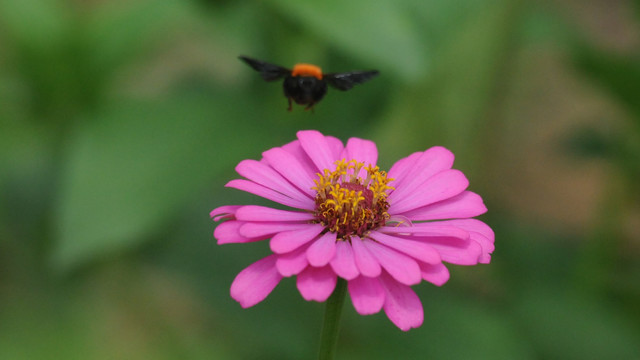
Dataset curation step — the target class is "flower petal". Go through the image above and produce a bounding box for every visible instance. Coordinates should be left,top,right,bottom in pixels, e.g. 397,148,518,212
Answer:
307,232,338,267
236,159,310,202
350,236,382,278
387,152,422,187
262,147,316,197
420,262,450,286
235,205,314,222
389,169,469,214
325,135,345,159
296,266,337,302
215,221,260,244
363,240,422,286
443,218,494,240
400,191,487,221
281,134,343,171
380,272,424,331
226,179,313,209
369,231,441,264
435,219,495,263
389,146,454,198
230,255,282,308
297,130,338,172
382,223,470,241
342,137,378,178
330,241,360,280
426,237,483,265
408,221,491,265
269,224,325,254
276,244,310,276
210,205,241,221
239,222,310,238
279,139,319,175
348,276,385,315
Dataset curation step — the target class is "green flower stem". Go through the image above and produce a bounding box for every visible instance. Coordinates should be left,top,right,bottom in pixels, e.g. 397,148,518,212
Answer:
318,278,347,360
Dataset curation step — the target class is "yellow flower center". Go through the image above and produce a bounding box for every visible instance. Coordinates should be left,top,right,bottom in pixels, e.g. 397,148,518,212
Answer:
312,159,394,240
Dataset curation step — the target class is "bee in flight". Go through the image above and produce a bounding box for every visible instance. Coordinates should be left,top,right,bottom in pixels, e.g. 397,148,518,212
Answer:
239,55,379,111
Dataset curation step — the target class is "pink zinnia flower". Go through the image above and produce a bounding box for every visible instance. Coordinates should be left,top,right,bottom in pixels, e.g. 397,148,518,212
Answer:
211,130,494,331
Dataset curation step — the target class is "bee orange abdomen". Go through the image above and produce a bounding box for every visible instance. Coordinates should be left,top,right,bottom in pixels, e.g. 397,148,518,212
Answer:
291,63,323,80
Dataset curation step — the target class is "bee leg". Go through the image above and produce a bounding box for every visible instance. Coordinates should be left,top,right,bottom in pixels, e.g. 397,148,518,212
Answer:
287,98,293,111
305,102,315,113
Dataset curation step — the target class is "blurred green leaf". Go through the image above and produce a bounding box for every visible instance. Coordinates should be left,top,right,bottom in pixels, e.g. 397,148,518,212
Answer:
571,44,640,185
420,295,536,360
573,46,640,123
338,291,535,360
0,299,94,360
52,96,266,270
373,0,522,171
0,0,197,119
0,0,81,118
0,0,69,51
516,289,640,360
562,125,617,159
0,272,236,360
87,0,195,75
264,0,428,81
405,0,497,51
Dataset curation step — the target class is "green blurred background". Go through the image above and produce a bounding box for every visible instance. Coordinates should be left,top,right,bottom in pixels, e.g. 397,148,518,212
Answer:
1,0,639,358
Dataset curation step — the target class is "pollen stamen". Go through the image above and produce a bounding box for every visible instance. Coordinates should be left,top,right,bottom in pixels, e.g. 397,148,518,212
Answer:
312,159,394,241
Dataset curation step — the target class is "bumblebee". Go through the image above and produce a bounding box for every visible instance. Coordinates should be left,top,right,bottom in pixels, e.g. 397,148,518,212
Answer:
239,55,379,111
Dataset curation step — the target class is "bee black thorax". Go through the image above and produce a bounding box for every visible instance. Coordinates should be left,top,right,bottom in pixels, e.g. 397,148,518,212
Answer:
283,76,328,107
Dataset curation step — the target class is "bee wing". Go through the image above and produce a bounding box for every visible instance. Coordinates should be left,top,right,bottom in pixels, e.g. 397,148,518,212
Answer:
324,70,379,91
239,56,291,81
